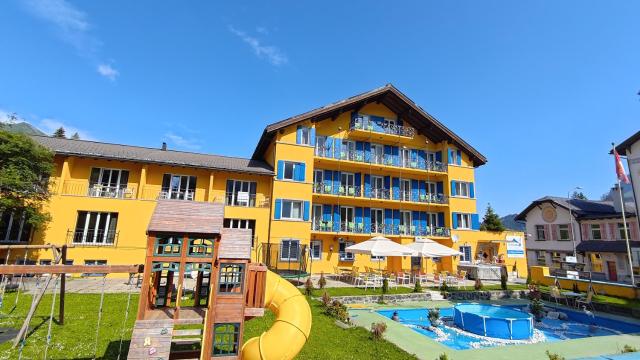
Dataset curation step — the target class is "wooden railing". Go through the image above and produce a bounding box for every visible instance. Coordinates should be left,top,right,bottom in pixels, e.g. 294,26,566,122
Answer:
245,263,267,309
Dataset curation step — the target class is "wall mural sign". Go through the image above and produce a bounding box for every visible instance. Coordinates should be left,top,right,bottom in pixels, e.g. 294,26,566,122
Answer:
506,235,525,258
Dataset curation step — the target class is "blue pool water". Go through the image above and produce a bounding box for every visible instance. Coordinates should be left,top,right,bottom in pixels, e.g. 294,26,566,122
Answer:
377,305,640,350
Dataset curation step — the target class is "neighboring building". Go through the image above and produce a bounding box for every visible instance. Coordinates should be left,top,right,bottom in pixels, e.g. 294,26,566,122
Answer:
0,84,528,277
516,193,640,284
616,130,640,236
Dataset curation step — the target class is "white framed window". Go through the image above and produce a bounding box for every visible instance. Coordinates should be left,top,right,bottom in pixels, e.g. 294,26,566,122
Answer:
223,218,256,246
371,208,384,233
425,181,437,195
340,172,355,195
400,210,411,235
162,174,196,200
89,168,130,197
370,143,384,164
558,224,570,241
536,250,547,265
400,148,410,167
310,240,322,260
454,181,471,197
618,223,631,240
426,212,439,227
312,204,323,230
339,240,355,261
455,213,472,229
225,179,257,207
283,161,299,181
0,211,32,243
535,225,546,241
426,151,437,164
459,246,472,262
299,127,311,145
400,178,411,201
449,150,460,165
280,239,300,261
73,211,118,244
590,224,602,240
371,175,385,198
281,200,303,220
315,135,328,156
383,118,396,128
371,255,385,261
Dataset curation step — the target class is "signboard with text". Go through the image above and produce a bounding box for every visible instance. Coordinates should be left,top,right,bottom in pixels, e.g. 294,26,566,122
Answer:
506,235,525,258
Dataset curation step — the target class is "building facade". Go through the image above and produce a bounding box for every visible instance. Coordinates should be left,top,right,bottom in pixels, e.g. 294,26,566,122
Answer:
516,196,640,284
1,85,528,277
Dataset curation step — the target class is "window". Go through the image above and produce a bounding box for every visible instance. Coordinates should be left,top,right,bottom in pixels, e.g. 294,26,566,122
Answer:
73,211,118,244
161,174,196,200
459,246,472,262
84,260,107,277
223,219,256,246
212,323,240,357
225,180,257,207
426,212,439,228
558,224,570,241
0,211,32,243
536,251,546,265
341,140,356,160
455,213,472,229
340,206,355,232
425,181,437,195
280,239,300,261
454,181,471,197
281,200,303,220
370,143,384,164
400,179,411,201
400,148,410,167
283,161,300,181
89,168,130,198
426,151,437,164
535,225,546,241
371,208,384,233
371,176,385,199
618,223,631,240
310,240,322,260
218,263,244,294
340,172,355,195
339,240,355,261
39,259,52,266
154,235,182,256
449,149,460,164
188,238,214,257
298,126,311,145
312,204,323,230
400,211,411,235
371,255,385,261
315,136,327,156
590,224,602,240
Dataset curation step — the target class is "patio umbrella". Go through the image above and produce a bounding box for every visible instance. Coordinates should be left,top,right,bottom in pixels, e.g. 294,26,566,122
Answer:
345,236,416,272
406,237,462,258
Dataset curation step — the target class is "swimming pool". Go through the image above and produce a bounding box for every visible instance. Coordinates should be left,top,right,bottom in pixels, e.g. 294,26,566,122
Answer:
453,304,533,340
377,304,640,350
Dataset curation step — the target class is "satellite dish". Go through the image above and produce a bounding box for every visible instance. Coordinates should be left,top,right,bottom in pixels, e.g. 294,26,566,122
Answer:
452,234,459,243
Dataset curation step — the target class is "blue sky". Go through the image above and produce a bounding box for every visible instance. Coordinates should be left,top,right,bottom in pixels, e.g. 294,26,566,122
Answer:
0,1,638,216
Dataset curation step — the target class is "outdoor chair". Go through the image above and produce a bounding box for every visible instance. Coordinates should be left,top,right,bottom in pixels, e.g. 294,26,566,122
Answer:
414,271,428,285
456,271,467,289
550,286,570,306
432,273,443,286
396,272,411,285
576,290,595,311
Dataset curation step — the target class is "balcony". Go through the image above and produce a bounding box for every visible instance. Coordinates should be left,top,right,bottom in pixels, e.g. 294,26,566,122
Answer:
66,229,118,246
350,115,415,138
312,183,362,197
311,219,450,237
314,146,447,174
313,183,447,206
61,181,137,199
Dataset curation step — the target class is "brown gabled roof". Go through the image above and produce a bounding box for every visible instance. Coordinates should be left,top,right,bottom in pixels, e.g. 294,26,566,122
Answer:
615,130,640,156
32,135,273,175
148,200,223,234
252,84,487,166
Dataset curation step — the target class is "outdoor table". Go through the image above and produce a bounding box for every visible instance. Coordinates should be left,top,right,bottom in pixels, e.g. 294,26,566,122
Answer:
561,291,585,307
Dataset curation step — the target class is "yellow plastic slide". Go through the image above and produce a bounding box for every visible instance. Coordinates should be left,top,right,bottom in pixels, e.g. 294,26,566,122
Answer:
241,270,312,360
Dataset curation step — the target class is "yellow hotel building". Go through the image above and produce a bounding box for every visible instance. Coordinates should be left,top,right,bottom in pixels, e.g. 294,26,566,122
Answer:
2,85,527,278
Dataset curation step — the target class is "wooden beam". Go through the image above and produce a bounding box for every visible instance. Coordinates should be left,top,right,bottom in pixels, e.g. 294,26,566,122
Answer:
13,274,56,347
0,264,143,275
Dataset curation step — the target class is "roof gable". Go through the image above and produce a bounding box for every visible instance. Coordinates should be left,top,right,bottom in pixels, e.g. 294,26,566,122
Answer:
251,84,487,166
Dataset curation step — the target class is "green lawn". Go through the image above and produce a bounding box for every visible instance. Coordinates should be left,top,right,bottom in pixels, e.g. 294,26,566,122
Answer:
537,285,640,309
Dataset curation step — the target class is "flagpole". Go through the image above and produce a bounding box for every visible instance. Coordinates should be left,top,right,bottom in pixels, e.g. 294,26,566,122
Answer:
613,142,636,286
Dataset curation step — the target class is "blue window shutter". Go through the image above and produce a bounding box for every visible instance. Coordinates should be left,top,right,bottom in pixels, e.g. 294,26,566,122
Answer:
296,126,302,144
392,177,400,200
418,150,426,169
421,212,427,231
310,127,316,146
451,180,457,196
355,207,362,228
411,180,419,202
384,209,393,233
350,111,357,127
323,204,332,221
448,148,453,164
438,212,445,227
436,181,443,195
412,211,420,231
419,181,427,199
324,170,332,189
392,146,399,166
411,149,418,163
333,205,341,232
456,150,462,165
472,214,480,230
364,142,371,162
397,118,403,126
355,172,361,190
303,201,310,221
356,141,364,161
333,171,341,195
364,207,371,233
296,163,306,182
334,138,342,159
384,145,391,164
384,176,391,190
364,174,371,197
435,151,442,163
452,212,458,229
325,137,333,156
277,160,284,180
393,210,400,232
469,182,475,198
274,199,282,220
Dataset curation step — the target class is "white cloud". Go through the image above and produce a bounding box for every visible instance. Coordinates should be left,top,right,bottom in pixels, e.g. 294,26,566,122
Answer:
97,63,119,81
256,26,269,35
164,132,202,151
22,0,119,80
39,118,94,140
229,26,288,66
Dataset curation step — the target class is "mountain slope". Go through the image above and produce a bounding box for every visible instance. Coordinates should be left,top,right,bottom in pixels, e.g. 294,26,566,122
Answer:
500,214,525,231
0,121,46,136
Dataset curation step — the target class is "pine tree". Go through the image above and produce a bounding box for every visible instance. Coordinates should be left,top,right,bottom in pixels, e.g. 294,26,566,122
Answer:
53,127,66,138
571,191,587,200
71,132,80,140
480,203,506,232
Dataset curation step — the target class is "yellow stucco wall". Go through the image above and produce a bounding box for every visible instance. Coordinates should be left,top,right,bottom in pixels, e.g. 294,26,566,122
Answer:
530,266,638,299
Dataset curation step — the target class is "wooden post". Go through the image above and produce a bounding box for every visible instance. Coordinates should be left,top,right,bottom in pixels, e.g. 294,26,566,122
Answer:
59,245,67,325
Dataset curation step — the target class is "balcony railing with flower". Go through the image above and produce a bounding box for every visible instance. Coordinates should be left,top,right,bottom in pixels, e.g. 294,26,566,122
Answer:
350,115,415,138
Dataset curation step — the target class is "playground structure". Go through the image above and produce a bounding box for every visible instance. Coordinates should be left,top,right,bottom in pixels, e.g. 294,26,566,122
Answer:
0,200,311,360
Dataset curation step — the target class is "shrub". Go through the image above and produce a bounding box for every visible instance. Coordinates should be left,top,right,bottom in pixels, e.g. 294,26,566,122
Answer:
370,322,387,340
500,274,508,290
622,345,638,353
529,284,544,320
304,277,314,296
321,291,331,307
318,272,327,289
436,353,449,360
377,294,386,305
413,280,423,293
325,299,349,323
526,272,532,284
474,278,483,290
428,308,441,327
382,278,389,294
545,350,565,360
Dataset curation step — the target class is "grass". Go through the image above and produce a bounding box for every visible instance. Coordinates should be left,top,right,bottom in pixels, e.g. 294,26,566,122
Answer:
536,285,640,310
309,286,414,297
244,299,417,360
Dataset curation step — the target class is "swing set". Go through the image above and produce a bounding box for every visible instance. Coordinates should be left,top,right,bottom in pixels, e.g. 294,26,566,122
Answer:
0,244,143,360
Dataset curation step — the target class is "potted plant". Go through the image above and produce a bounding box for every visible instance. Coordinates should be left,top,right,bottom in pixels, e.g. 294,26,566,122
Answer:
428,308,441,327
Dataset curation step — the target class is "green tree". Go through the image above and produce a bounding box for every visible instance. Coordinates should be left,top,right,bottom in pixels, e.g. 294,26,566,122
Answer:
480,204,506,231
53,127,66,138
0,131,54,228
571,191,587,200
71,132,80,140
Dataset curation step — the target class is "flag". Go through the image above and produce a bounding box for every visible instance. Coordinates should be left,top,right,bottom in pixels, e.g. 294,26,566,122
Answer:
614,148,630,184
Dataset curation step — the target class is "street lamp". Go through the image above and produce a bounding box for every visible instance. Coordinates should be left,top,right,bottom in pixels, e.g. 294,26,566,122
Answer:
567,186,582,258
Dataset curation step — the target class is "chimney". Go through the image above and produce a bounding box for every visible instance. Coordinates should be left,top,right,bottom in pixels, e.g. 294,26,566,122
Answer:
611,184,624,213
161,142,167,151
